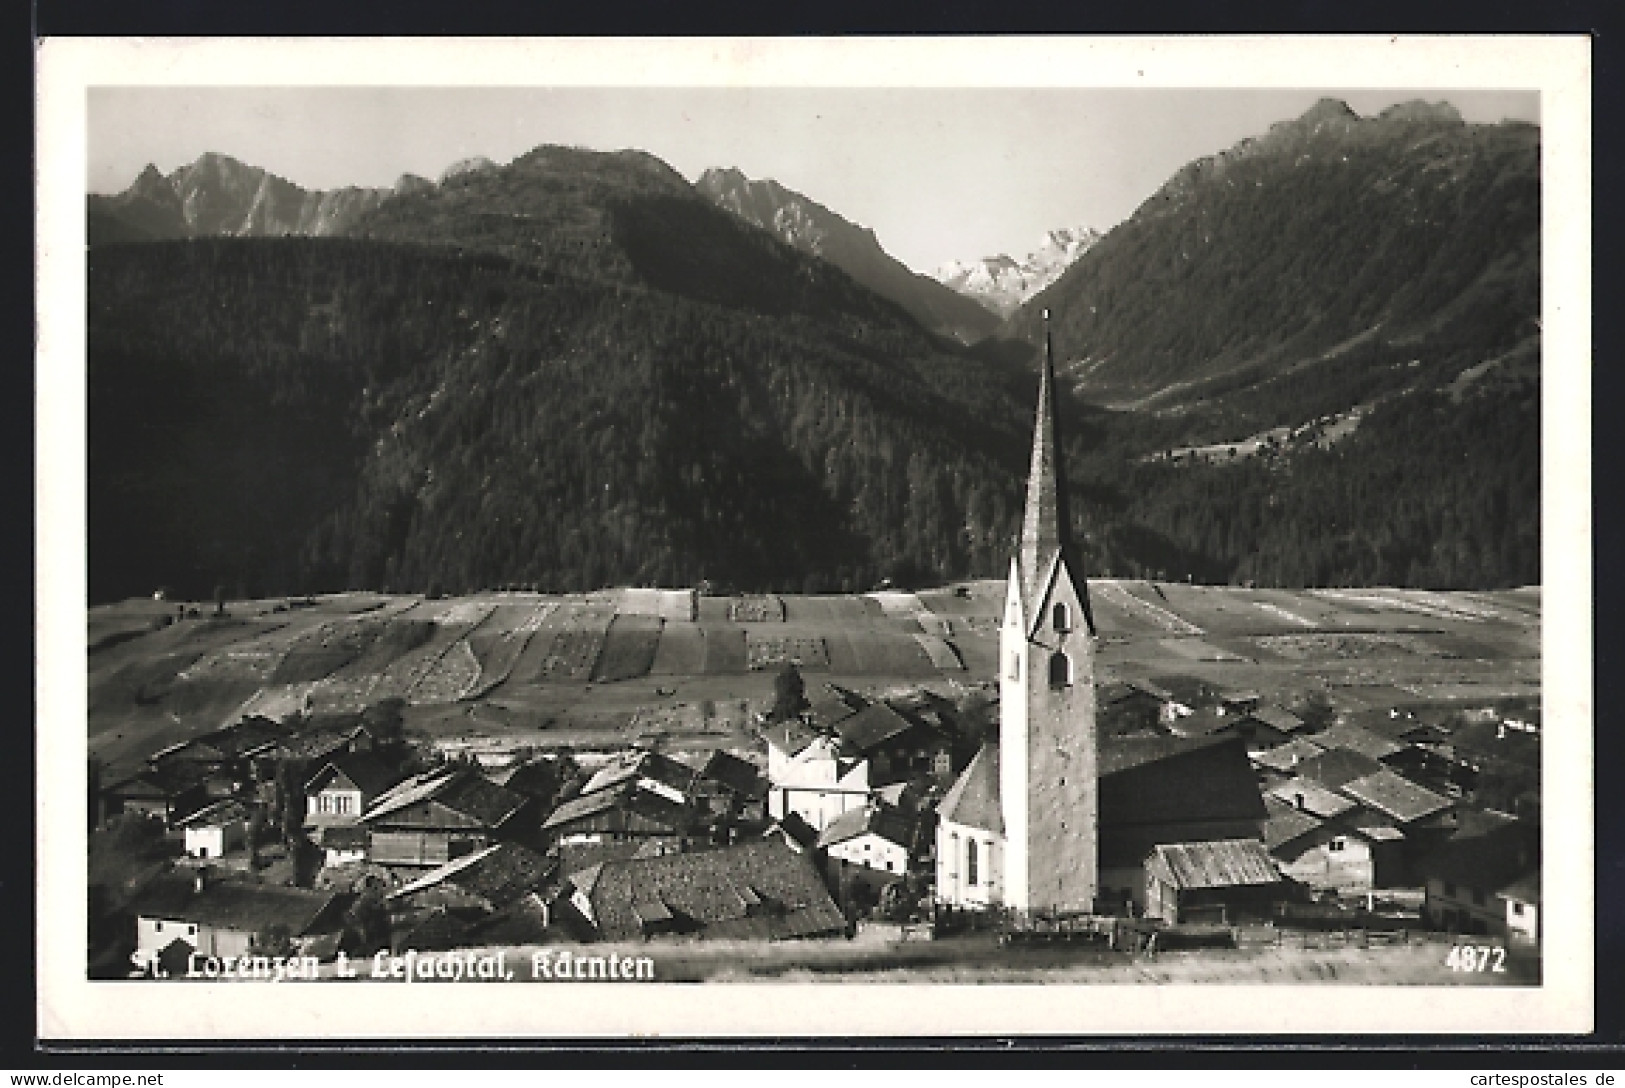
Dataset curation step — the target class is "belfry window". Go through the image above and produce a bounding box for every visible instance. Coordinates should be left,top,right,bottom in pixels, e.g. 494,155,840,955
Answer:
1048,651,1072,688
1053,602,1071,632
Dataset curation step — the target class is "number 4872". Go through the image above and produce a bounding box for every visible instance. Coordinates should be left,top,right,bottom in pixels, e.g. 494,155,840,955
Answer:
1446,943,1507,972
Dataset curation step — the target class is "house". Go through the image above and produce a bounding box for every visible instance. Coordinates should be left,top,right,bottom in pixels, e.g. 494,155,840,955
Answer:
175,798,252,860
1415,814,1539,938
487,756,568,806
578,749,696,801
935,743,1003,909
817,803,913,877
385,841,556,914
1218,690,1262,715
1262,795,1403,893
468,892,571,946
1293,748,1385,790
542,778,690,847
1313,722,1407,763
319,825,370,868
1268,777,1359,822
564,838,846,942
361,766,531,866
1501,872,1541,946
831,698,953,787
128,872,345,974
1145,675,1216,723
1250,736,1327,783
1142,839,1285,924
152,717,284,801
692,749,769,826
1339,769,1456,832
304,752,405,829
102,764,207,826
764,730,871,833
1097,682,1166,738
1233,704,1306,750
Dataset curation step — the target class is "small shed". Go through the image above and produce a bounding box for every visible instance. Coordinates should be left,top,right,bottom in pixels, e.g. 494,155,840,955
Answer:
1143,839,1284,924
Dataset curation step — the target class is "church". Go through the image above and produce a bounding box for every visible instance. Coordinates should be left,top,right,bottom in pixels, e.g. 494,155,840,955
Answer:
935,313,1269,919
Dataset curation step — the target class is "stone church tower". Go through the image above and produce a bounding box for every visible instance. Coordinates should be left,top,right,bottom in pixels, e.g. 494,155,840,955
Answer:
998,310,1099,916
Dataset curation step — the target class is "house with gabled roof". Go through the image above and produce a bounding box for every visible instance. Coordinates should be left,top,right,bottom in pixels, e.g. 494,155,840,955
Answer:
385,841,556,913
578,749,695,802
817,802,913,877
1314,722,1407,763
304,751,405,829
127,871,346,973
565,838,846,943
1233,704,1306,750
175,798,252,861
1250,735,1327,785
541,779,690,847
1293,748,1385,790
103,763,208,827
1415,812,1538,938
361,765,530,867
1340,769,1456,832
1261,795,1403,893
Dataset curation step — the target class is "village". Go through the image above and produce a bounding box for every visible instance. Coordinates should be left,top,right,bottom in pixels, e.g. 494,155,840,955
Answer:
86,327,1544,984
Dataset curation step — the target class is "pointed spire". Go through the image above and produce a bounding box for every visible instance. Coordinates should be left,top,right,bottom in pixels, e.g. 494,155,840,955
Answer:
1019,309,1074,605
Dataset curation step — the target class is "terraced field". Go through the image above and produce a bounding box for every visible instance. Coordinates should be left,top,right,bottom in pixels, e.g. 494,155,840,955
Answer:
88,581,1543,776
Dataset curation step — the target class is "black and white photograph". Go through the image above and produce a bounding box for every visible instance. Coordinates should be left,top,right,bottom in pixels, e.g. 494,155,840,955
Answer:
36,36,1592,1038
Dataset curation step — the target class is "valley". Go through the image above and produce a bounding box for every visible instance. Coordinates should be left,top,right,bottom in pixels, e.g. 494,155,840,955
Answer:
89,580,1540,783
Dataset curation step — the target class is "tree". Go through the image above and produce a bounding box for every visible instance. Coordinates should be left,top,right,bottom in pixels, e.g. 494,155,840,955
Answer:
768,663,808,723
274,762,306,845
361,697,407,748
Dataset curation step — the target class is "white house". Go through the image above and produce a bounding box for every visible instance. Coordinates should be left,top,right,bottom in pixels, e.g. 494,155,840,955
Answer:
764,724,870,833
1502,873,1540,945
176,799,249,860
818,804,912,876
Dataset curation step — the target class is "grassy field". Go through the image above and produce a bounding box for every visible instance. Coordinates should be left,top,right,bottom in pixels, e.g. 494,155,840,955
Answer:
87,581,1541,778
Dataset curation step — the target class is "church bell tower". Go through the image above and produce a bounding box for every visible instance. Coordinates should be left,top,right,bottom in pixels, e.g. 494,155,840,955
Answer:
998,309,1099,916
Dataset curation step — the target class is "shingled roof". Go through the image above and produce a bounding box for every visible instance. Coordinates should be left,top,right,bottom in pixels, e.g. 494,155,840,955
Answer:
697,750,766,799
1268,777,1357,820
816,803,914,850
584,839,846,942
1294,748,1384,790
938,743,1002,834
1261,794,1325,852
580,750,695,799
1251,736,1328,775
1145,839,1282,890
1315,722,1406,762
1341,769,1453,825
361,766,527,830
834,701,920,753
386,841,555,909
305,751,404,798
129,876,341,936
1099,736,1266,828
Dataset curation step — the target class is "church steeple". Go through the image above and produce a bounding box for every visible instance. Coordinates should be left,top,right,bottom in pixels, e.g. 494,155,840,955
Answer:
1019,309,1075,608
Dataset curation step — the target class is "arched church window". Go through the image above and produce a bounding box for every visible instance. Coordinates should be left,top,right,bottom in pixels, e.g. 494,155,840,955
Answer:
966,839,979,886
949,832,960,880
1053,602,1071,632
1049,651,1072,688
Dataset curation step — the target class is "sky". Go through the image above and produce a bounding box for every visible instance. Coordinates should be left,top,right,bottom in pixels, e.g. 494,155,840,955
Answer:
87,87,1538,275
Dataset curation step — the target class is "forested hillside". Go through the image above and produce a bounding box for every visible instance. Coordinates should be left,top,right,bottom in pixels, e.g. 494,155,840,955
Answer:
88,233,1035,603
88,113,1542,604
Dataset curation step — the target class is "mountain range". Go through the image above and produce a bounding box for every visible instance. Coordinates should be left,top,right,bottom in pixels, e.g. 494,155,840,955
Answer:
85,98,1540,602
694,168,1002,344
933,227,1102,318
